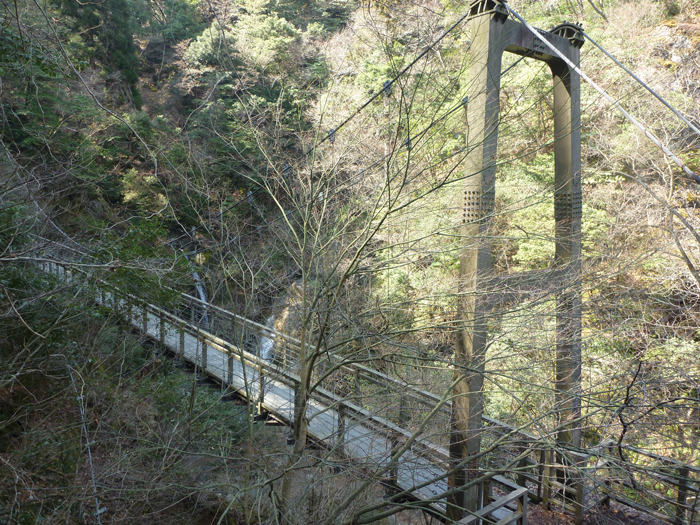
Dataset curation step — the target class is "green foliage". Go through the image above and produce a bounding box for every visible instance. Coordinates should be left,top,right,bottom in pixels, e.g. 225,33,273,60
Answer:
122,168,164,210
0,204,32,251
91,218,190,306
235,13,300,70
0,27,62,78
497,153,611,269
662,0,681,16
0,206,80,351
376,269,415,330
184,22,237,67
354,42,406,93
510,199,555,269
138,372,250,442
124,110,155,142
499,153,555,187
581,204,610,255
239,0,351,30
53,0,143,108
156,0,205,42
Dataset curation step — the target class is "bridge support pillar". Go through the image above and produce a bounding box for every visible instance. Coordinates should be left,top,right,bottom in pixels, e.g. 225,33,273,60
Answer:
450,1,583,521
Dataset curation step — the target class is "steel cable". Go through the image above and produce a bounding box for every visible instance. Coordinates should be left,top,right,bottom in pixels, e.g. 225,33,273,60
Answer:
505,4,700,184
582,31,700,139
167,9,475,246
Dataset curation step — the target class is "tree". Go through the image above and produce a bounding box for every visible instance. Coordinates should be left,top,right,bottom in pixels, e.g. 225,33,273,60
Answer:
2,0,700,523
54,0,143,108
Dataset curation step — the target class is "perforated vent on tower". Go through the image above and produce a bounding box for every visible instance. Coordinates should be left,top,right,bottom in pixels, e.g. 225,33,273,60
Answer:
463,189,495,223
554,193,573,222
572,189,582,220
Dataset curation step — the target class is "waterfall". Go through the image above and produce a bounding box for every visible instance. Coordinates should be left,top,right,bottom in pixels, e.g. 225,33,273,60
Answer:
191,270,208,304
191,270,210,329
259,315,276,361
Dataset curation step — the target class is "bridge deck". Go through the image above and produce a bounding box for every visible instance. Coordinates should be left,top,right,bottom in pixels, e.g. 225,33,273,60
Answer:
99,289,450,506
47,260,700,525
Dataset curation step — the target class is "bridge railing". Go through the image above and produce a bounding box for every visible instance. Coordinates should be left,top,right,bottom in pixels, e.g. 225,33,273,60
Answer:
37,255,699,524
172,289,700,524
166,291,587,515
41,258,579,516
590,443,700,525
458,486,528,525
177,293,303,367
40,259,459,499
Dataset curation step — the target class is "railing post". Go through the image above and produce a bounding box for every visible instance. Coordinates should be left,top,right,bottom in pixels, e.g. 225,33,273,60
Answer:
388,432,399,484
484,476,494,506
116,297,125,342
398,395,409,427
201,335,208,372
337,405,346,458
258,363,265,416
288,379,301,445
194,329,200,374
179,325,185,360
142,306,148,335
354,368,362,407
227,352,233,386
518,488,528,525
599,441,614,507
516,448,528,488
676,466,690,525
159,313,165,347
574,468,584,525
542,448,552,510
535,448,545,502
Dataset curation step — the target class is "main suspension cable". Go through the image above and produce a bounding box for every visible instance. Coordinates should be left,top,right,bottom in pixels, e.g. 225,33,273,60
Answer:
169,10,476,247
505,4,700,184
582,31,700,138
306,9,474,155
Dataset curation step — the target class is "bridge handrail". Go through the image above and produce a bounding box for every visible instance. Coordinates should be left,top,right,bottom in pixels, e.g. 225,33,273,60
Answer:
181,293,542,441
149,298,459,466
458,486,527,525
39,254,700,524
182,293,300,346
79,266,456,467
35,245,539,443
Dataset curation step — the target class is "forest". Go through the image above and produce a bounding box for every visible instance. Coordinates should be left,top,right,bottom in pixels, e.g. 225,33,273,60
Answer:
1,0,700,523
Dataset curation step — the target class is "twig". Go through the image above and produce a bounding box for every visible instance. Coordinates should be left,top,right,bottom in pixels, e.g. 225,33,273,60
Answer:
2,285,45,339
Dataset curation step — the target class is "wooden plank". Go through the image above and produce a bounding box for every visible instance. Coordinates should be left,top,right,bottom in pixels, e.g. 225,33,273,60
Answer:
458,487,528,524
492,475,538,502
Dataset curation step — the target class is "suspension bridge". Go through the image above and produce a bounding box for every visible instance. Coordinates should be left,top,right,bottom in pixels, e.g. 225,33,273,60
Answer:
32,0,700,523
38,254,700,525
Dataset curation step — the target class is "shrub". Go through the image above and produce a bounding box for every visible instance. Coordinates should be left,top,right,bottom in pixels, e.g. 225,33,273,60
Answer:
185,22,237,67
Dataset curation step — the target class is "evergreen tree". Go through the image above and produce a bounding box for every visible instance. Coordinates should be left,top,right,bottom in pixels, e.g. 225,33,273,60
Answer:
54,0,143,108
